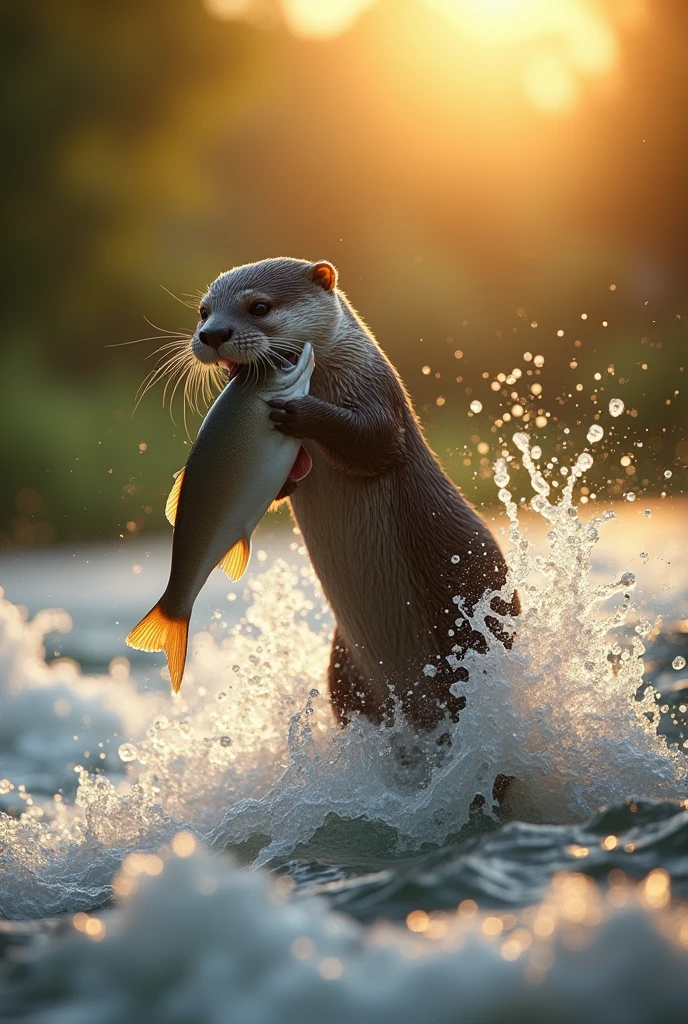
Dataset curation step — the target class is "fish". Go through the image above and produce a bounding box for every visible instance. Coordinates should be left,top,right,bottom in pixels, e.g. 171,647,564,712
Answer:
126,343,315,693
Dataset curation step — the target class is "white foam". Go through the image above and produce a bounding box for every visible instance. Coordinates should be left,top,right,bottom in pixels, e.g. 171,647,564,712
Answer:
4,846,688,1023
0,434,685,920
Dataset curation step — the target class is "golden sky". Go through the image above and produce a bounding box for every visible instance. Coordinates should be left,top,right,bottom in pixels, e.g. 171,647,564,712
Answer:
205,0,646,113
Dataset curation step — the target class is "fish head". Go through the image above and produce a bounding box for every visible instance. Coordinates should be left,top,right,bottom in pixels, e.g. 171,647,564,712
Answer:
262,343,314,401
189,259,341,382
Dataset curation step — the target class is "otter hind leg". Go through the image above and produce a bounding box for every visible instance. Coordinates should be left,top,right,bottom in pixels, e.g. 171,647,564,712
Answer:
328,630,386,726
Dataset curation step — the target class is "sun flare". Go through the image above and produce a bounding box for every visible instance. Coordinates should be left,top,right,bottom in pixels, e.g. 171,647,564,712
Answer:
205,0,646,112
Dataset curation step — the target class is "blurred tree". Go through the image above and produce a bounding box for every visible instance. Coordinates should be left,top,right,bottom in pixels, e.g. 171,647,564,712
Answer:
0,0,684,546
0,0,256,374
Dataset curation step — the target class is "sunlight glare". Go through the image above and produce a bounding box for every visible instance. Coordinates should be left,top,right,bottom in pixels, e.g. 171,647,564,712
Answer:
282,0,376,38
525,52,578,112
204,0,645,114
204,0,255,18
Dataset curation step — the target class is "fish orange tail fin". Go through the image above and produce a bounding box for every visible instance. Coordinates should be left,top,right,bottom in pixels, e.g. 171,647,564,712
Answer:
125,604,189,694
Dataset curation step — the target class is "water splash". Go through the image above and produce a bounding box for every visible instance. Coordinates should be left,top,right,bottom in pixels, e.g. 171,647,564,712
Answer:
0,434,685,919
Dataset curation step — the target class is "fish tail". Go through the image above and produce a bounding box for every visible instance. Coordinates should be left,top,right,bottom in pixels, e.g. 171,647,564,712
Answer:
125,604,189,694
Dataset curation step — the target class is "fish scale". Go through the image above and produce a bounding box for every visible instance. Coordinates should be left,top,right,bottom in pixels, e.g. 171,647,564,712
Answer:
126,343,314,692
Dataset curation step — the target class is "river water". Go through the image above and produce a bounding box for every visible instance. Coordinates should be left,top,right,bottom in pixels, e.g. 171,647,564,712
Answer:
0,438,686,1023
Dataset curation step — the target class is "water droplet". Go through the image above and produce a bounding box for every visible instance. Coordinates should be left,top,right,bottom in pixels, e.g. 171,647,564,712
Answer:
644,509,652,518
587,424,604,443
232,665,240,673
423,664,437,677
469,400,483,414
309,688,320,698
451,554,461,564
608,398,624,417
531,446,542,460
512,432,529,450
153,715,169,730
0,779,13,795
118,743,138,763
577,453,594,471
625,492,636,502
620,572,636,587
664,470,672,479
217,691,227,702
219,735,232,747
673,657,686,671
498,488,512,503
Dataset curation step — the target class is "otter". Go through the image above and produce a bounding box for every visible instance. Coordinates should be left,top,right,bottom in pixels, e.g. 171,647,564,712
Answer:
191,257,518,732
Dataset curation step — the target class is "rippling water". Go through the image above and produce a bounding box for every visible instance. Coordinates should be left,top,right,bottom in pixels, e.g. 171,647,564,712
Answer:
0,441,686,1022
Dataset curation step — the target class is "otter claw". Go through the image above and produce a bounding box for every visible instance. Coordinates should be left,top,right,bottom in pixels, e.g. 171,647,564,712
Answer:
268,397,310,437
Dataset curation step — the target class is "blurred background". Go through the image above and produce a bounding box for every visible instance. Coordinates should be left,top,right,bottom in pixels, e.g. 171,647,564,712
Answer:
0,0,686,549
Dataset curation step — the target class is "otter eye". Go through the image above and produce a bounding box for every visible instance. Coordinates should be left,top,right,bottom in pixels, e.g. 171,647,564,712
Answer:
199,307,209,321
249,301,271,317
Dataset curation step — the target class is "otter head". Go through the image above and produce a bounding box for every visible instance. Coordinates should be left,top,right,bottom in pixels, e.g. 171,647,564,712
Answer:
190,258,340,377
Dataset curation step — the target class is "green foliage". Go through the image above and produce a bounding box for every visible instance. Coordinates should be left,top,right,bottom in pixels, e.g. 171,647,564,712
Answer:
0,1,685,544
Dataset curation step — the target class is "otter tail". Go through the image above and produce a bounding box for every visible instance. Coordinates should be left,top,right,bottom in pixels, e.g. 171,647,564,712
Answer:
126,604,189,694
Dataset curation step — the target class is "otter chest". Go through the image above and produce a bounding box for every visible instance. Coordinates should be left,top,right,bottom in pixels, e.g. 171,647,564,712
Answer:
290,455,438,682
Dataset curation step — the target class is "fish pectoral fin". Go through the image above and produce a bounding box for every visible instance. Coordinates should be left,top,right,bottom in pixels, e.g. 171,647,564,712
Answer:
269,448,313,511
288,446,313,483
218,537,251,581
125,604,189,694
165,469,185,526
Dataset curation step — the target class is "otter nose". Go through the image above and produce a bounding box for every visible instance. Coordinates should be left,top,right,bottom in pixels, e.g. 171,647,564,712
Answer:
199,326,233,350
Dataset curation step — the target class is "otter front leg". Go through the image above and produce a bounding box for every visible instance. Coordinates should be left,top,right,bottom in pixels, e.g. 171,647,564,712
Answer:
268,396,403,476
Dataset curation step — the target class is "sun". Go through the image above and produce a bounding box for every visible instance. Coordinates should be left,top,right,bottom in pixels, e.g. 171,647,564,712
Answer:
205,0,647,113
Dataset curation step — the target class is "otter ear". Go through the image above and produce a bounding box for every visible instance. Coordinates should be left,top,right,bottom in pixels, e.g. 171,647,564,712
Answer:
310,261,337,293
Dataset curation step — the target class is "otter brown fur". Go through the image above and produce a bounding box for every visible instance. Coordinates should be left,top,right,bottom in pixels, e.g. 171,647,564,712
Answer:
191,257,518,731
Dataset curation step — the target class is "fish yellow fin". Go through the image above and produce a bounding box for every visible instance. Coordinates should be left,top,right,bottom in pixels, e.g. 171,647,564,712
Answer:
126,604,189,694
218,537,251,581
165,469,185,526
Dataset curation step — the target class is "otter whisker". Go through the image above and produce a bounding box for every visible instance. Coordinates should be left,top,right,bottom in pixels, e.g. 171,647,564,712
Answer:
146,339,192,361
135,356,184,402
268,339,311,352
159,284,202,311
105,333,191,349
143,316,195,337
134,349,193,413
138,351,191,392
134,333,225,431
182,370,197,436
268,339,304,353
202,364,225,407
163,362,194,426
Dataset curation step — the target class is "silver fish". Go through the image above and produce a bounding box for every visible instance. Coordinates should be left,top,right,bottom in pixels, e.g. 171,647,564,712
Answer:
126,343,314,692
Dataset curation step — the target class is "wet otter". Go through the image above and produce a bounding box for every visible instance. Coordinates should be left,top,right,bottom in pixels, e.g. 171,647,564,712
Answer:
191,257,518,732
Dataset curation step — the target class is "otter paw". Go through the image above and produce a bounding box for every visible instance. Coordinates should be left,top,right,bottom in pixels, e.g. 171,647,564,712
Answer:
267,396,316,438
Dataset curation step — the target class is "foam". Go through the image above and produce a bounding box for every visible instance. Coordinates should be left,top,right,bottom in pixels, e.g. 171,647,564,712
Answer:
4,846,688,1023
0,433,685,922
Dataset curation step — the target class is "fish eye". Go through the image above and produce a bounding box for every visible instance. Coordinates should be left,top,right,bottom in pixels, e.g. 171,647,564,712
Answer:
249,301,271,317
199,307,209,321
